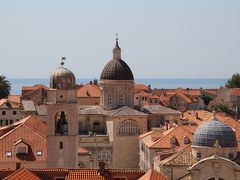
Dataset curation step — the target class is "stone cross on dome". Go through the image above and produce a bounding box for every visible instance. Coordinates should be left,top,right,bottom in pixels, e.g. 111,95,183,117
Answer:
61,57,66,67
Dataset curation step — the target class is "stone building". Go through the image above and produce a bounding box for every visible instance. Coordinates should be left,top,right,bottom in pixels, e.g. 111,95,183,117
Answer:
151,113,240,180
22,84,49,105
45,38,181,169
0,96,23,126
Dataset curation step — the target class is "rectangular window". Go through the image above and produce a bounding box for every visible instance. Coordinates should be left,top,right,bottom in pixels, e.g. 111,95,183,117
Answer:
13,111,17,115
10,120,13,124
37,150,42,156
2,111,6,115
60,142,63,149
119,94,124,105
6,151,12,157
107,94,112,105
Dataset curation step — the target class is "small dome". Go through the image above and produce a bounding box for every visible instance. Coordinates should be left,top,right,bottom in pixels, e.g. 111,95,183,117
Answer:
192,116,237,148
50,67,76,90
100,38,134,81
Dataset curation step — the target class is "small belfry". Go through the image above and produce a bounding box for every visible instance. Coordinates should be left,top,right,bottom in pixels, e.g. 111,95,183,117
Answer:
46,57,78,168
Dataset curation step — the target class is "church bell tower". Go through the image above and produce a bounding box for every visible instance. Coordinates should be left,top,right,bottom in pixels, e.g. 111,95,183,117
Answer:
46,58,78,168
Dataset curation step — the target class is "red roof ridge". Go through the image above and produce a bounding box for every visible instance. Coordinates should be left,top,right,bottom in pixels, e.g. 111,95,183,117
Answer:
4,167,40,180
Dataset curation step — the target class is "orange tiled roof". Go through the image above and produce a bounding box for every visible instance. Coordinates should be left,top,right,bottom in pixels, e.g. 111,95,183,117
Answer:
3,168,145,180
22,84,49,91
78,147,91,154
139,168,167,180
136,91,160,99
150,126,193,149
7,95,21,104
5,168,40,180
134,84,149,92
77,83,100,98
66,170,105,180
182,110,212,126
0,99,7,106
176,93,197,104
0,116,47,162
231,88,240,96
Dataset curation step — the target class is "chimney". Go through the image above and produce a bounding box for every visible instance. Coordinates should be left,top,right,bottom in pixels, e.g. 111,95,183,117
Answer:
165,121,169,130
89,81,93,85
98,161,108,176
16,162,21,170
93,79,98,85
148,85,151,92
196,112,201,120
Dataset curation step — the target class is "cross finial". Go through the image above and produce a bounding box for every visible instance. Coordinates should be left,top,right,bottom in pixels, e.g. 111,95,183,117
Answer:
115,32,119,41
61,57,66,67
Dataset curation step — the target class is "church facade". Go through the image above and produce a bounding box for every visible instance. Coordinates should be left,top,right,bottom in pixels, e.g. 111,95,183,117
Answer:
46,38,181,169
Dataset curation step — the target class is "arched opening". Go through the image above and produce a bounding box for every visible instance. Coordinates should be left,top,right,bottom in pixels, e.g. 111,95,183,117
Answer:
118,120,140,135
55,111,68,135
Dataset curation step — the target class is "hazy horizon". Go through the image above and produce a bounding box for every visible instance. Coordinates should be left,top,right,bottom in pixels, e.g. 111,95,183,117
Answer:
1,0,240,79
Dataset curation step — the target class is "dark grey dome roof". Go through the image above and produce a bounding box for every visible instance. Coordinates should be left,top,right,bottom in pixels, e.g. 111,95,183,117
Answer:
50,67,76,90
100,59,134,80
192,117,237,148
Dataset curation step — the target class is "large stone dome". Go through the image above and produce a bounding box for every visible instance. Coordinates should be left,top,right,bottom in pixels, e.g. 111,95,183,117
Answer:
192,116,237,148
100,59,134,80
50,66,76,90
100,38,134,81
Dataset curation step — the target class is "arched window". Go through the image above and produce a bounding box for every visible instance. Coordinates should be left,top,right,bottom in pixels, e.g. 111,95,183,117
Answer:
97,150,111,160
118,120,140,135
55,111,68,135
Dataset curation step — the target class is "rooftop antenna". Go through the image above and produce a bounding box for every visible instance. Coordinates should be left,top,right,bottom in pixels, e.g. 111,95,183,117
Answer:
61,57,66,67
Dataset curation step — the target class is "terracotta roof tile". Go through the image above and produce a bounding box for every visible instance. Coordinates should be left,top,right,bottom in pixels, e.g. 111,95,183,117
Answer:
150,126,193,149
78,147,91,154
231,88,240,96
4,168,40,180
134,84,149,92
22,84,49,91
139,168,167,180
7,95,21,104
0,116,46,163
77,83,100,98
182,110,212,126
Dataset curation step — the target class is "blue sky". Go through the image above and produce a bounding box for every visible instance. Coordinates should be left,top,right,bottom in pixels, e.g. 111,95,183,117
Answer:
0,0,240,78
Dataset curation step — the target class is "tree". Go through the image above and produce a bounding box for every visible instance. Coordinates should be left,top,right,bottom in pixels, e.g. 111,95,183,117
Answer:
211,103,233,115
0,75,11,99
225,73,240,88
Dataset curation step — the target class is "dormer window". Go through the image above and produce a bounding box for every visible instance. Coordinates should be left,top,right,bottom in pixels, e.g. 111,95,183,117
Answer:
14,139,29,155
183,136,190,144
170,136,177,147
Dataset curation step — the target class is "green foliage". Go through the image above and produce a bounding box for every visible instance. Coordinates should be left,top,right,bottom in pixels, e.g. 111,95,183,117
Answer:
225,73,240,88
201,96,212,106
211,103,233,115
0,75,11,99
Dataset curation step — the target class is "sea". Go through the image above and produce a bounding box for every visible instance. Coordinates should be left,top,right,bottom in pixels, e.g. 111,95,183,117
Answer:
9,78,227,95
